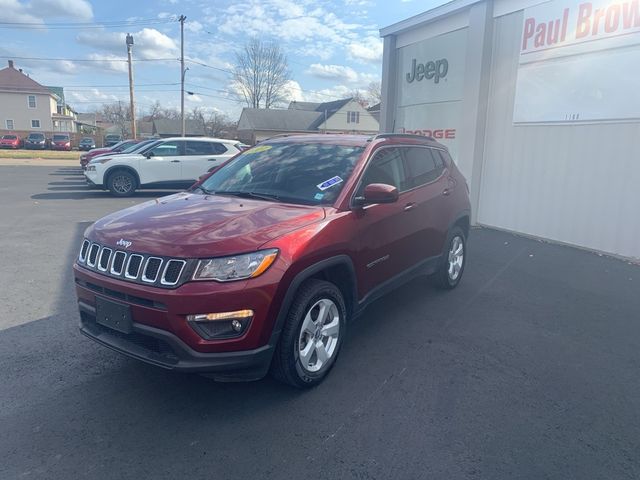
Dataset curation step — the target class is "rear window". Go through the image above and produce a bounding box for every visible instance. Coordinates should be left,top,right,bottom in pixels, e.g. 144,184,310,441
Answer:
2,135,17,140
53,135,69,141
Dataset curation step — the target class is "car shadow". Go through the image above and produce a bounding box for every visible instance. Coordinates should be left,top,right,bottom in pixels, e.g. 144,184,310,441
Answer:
33,168,180,200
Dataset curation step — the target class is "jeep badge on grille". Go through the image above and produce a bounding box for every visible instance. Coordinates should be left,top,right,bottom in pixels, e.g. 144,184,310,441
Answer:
116,238,132,249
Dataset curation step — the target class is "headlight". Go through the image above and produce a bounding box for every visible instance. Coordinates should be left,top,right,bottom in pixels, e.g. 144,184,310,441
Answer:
90,157,113,165
85,165,96,172
193,249,278,282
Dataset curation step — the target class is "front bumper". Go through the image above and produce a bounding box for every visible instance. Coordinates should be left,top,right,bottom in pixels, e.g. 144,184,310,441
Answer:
74,263,286,380
79,301,274,380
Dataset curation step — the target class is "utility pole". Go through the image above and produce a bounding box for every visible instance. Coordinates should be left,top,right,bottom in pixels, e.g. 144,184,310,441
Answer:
179,15,186,137
126,33,136,139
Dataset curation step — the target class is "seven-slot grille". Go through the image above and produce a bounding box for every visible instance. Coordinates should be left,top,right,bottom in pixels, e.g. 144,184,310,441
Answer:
77,239,187,288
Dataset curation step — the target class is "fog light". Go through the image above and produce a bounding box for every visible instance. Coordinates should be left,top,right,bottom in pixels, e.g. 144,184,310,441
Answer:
187,309,254,340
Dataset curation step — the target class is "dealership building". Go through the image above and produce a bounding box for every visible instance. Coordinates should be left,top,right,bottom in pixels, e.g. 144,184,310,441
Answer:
380,0,640,260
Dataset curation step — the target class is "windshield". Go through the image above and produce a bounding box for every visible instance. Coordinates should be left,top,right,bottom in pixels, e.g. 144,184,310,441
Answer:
122,139,158,154
28,134,44,140
2,135,17,140
105,135,121,140
112,140,136,151
199,142,364,205
53,135,69,141
80,138,93,143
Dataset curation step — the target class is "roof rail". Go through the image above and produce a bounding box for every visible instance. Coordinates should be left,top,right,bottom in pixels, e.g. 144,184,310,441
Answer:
370,132,435,141
259,132,311,143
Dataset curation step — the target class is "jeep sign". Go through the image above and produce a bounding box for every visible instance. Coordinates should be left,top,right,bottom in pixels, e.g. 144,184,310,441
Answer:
406,58,449,84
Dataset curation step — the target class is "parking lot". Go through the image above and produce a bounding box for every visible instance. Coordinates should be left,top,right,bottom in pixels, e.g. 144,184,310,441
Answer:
1,164,639,479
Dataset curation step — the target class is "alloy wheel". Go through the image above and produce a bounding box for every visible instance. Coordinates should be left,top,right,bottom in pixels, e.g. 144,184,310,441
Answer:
448,235,464,281
298,298,340,373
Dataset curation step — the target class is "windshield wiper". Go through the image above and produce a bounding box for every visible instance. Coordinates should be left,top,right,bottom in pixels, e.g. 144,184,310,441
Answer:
214,190,282,202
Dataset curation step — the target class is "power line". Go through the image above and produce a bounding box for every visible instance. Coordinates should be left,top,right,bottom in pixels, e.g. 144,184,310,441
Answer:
0,55,176,63
0,17,178,30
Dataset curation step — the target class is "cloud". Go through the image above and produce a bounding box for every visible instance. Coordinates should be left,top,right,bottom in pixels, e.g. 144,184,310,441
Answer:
347,36,383,63
0,0,93,22
307,64,359,83
185,20,203,33
307,63,379,86
77,28,178,60
86,53,128,74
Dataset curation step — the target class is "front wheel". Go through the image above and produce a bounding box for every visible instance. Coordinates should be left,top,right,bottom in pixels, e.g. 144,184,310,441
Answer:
433,226,466,289
271,279,346,388
107,170,137,197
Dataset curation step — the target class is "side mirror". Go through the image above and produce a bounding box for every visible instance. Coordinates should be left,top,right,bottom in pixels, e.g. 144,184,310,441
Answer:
145,151,154,159
354,183,399,206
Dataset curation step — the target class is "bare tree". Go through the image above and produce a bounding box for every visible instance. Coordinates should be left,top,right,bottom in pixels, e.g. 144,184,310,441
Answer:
101,101,131,137
234,38,291,109
349,89,370,108
366,81,382,105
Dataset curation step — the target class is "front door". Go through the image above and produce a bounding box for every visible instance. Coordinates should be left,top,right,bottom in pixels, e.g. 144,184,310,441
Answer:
138,140,184,184
353,147,416,296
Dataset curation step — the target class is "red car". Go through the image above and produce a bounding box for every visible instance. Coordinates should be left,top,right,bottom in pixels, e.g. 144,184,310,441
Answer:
0,134,22,149
74,134,470,387
50,133,72,151
80,139,139,169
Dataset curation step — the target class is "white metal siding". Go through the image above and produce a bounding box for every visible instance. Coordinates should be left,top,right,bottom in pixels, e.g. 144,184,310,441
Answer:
478,12,640,259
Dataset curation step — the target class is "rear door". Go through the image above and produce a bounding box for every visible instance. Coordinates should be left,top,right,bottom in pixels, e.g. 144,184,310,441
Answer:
181,141,234,181
138,140,184,184
401,146,450,259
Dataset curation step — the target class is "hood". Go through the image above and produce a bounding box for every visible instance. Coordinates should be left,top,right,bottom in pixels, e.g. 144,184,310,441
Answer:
87,192,326,258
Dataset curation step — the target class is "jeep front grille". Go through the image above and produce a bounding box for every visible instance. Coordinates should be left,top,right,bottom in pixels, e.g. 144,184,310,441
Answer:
77,240,189,289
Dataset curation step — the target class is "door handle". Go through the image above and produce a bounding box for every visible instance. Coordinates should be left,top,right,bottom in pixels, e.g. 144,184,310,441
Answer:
404,202,416,211
207,158,218,162
170,160,181,163
442,188,451,196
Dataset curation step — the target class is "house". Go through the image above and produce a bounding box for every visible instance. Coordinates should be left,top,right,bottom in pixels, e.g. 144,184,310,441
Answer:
237,98,380,144
0,60,66,133
367,103,381,123
46,86,77,133
152,119,205,137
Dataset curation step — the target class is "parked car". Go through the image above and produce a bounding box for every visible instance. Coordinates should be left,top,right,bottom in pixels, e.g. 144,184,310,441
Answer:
74,133,471,387
104,134,122,147
24,132,48,150
79,137,96,151
50,133,72,151
0,134,22,149
80,140,140,169
84,137,241,196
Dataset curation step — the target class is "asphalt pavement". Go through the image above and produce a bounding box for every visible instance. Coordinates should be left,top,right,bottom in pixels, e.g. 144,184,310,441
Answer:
1,165,639,479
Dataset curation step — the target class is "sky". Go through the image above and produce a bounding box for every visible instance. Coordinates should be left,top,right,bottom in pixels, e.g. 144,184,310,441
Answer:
0,0,443,120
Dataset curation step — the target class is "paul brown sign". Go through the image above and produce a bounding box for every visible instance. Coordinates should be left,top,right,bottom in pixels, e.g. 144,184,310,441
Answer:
405,58,449,84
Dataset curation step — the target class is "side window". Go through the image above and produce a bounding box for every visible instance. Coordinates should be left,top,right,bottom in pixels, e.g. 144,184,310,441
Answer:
357,147,408,195
434,149,452,167
403,147,445,187
185,141,212,156
149,140,184,157
211,143,228,155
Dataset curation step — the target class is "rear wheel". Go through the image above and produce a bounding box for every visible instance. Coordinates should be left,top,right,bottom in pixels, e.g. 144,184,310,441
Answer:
271,279,346,388
107,170,137,197
433,226,466,289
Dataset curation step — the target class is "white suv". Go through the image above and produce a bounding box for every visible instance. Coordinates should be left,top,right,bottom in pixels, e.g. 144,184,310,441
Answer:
84,137,242,196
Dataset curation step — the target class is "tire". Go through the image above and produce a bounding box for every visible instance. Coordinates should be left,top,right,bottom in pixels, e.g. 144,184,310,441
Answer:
271,279,346,388
433,226,466,289
107,169,137,197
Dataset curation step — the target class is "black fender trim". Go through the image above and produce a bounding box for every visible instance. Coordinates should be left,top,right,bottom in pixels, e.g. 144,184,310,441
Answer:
104,165,141,189
267,255,358,348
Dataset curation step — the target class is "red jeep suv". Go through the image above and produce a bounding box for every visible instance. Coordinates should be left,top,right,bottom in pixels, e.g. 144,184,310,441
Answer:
74,134,470,387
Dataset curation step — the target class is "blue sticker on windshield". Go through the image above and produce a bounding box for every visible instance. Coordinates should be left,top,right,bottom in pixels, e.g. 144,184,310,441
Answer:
317,176,343,191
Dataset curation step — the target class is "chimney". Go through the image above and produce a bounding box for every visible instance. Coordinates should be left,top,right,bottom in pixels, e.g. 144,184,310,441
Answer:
8,59,14,68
